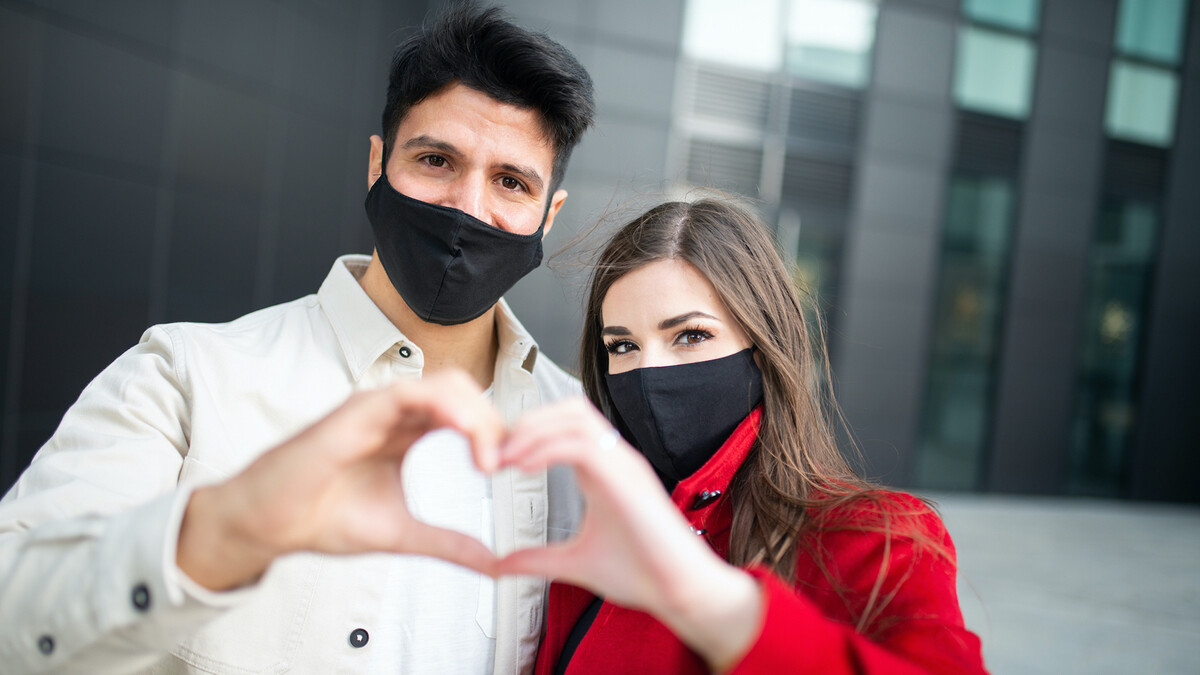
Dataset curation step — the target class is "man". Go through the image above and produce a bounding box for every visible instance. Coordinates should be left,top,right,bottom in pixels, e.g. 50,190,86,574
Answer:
0,5,594,673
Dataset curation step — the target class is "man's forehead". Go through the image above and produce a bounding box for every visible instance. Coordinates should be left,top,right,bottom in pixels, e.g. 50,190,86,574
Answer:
394,83,556,162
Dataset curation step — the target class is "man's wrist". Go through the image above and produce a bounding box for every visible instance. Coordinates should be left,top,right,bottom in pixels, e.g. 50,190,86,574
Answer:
177,483,278,591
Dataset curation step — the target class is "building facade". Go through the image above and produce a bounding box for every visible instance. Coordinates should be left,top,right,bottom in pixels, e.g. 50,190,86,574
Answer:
2,0,1197,502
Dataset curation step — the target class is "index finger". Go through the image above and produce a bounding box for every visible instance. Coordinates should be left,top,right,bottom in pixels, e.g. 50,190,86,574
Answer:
391,370,507,472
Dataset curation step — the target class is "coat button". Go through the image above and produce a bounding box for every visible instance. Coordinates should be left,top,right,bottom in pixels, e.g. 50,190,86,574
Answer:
349,628,369,648
131,583,151,612
398,346,412,358
37,635,54,655
690,490,722,510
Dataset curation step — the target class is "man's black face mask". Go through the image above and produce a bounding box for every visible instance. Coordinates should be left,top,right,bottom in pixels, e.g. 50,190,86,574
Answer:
364,171,545,326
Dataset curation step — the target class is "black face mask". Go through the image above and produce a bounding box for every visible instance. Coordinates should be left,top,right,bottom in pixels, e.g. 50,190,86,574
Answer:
364,172,544,325
604,348,764,490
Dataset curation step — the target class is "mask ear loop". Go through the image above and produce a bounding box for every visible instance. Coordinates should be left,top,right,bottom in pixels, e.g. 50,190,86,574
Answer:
372,141,390,186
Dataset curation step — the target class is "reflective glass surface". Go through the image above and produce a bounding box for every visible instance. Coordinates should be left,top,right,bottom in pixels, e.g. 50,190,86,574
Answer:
1069,199,1159,496
777,204,844,313
682,0,784,71
785,0,878,87
963,0,1041,32
918,175,1015,490
1116,0,1189,64
1105,61,1180,147
954,27,1037,119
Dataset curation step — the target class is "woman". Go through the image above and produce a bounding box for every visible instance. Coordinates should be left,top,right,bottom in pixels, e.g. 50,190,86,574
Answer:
495,199,987,673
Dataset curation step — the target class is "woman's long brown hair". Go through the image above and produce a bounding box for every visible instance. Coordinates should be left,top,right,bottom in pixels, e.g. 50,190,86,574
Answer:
579,199,945,632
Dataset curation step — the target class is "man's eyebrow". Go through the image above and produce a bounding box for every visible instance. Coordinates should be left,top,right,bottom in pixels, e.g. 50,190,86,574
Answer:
600,325,631,337
400,135,460,155
658,311,718,330
498,162,545,193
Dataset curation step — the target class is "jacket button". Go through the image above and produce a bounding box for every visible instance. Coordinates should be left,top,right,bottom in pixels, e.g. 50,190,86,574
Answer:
690,490,722,510
349,628,369,648
398,346,412,358
131,583,151,611
37,635,54,655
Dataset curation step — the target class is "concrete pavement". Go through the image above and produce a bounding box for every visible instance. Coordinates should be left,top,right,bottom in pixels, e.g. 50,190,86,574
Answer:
928,493,1200,674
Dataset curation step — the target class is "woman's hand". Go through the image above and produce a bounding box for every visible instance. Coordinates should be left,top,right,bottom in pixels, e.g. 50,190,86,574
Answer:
494,397,765,672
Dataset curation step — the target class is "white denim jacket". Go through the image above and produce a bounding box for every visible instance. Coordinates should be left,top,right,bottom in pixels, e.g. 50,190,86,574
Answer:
0,255,582,674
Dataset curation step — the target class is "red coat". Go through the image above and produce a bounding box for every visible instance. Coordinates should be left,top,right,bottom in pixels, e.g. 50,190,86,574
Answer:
535,409,988,674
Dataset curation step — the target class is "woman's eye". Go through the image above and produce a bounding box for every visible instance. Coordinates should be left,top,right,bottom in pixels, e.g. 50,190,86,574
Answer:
605,340,636,355
677,329,713,346
500,176,524,191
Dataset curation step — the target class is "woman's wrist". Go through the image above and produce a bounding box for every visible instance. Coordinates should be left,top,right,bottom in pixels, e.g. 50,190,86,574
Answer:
657,557,766,673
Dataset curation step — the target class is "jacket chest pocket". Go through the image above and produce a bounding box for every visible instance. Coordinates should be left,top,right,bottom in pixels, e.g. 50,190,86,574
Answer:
169,553,323,674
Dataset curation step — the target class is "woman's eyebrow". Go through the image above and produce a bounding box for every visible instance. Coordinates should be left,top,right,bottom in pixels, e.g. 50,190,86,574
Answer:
600,325,631,337
658,311,718,330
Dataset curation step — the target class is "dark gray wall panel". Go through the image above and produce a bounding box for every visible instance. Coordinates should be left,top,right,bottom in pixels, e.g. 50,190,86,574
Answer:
1041,0,1120,52
863,98,954,165
988,3,1115,494
835,4,956,485
0,7,37,148
590,43,677,122
871,5,956,102
39,23,170,175
36,0,179,51
594,0,684,48
1131,6,1200,502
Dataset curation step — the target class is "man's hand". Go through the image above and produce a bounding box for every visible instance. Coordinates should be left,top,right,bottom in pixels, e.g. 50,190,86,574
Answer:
177,370,504,590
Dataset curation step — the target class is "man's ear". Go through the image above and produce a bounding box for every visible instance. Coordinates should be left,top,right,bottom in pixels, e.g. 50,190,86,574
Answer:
368,135,384,188
542,189,568,238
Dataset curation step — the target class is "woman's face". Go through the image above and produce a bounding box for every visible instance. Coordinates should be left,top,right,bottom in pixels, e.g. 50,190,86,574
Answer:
601,258,753,375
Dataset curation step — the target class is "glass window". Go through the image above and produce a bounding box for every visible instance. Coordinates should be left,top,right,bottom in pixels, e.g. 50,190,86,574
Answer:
1105,61,1180,147
1068,199,1160,496
685,139,765,197
954,27,1037,119
963,0,1041,33
682,0,784,71
785,0,878,87
917,175,1015,490
1115,0,1189,65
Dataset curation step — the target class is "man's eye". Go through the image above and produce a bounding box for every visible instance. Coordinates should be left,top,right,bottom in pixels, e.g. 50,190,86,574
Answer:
500,176,524,191
423,155,447,167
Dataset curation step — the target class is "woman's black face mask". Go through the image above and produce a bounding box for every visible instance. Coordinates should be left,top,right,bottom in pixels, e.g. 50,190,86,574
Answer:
364,171,544,325
605,348,764,491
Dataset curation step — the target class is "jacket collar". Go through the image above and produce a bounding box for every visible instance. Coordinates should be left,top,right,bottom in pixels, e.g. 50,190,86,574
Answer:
669,407,762,543
317,254,539,381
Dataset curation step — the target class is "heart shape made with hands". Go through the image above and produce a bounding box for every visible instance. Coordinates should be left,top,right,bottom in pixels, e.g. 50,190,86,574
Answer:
263,377,704,613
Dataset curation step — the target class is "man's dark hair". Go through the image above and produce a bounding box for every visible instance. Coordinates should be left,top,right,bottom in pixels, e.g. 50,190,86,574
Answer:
382,4,595,195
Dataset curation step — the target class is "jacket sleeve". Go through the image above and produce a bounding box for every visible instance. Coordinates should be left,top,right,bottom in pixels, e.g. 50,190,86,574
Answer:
0,326,253,674
729,503,987,675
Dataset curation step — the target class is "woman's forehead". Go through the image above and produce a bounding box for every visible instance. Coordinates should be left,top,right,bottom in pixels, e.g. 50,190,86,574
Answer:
601,259,727,323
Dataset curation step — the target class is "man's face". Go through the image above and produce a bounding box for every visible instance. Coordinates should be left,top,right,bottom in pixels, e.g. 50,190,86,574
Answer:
371,83,567,236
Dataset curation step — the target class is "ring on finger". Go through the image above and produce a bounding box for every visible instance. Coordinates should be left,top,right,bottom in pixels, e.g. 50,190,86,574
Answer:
595,428,621,454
